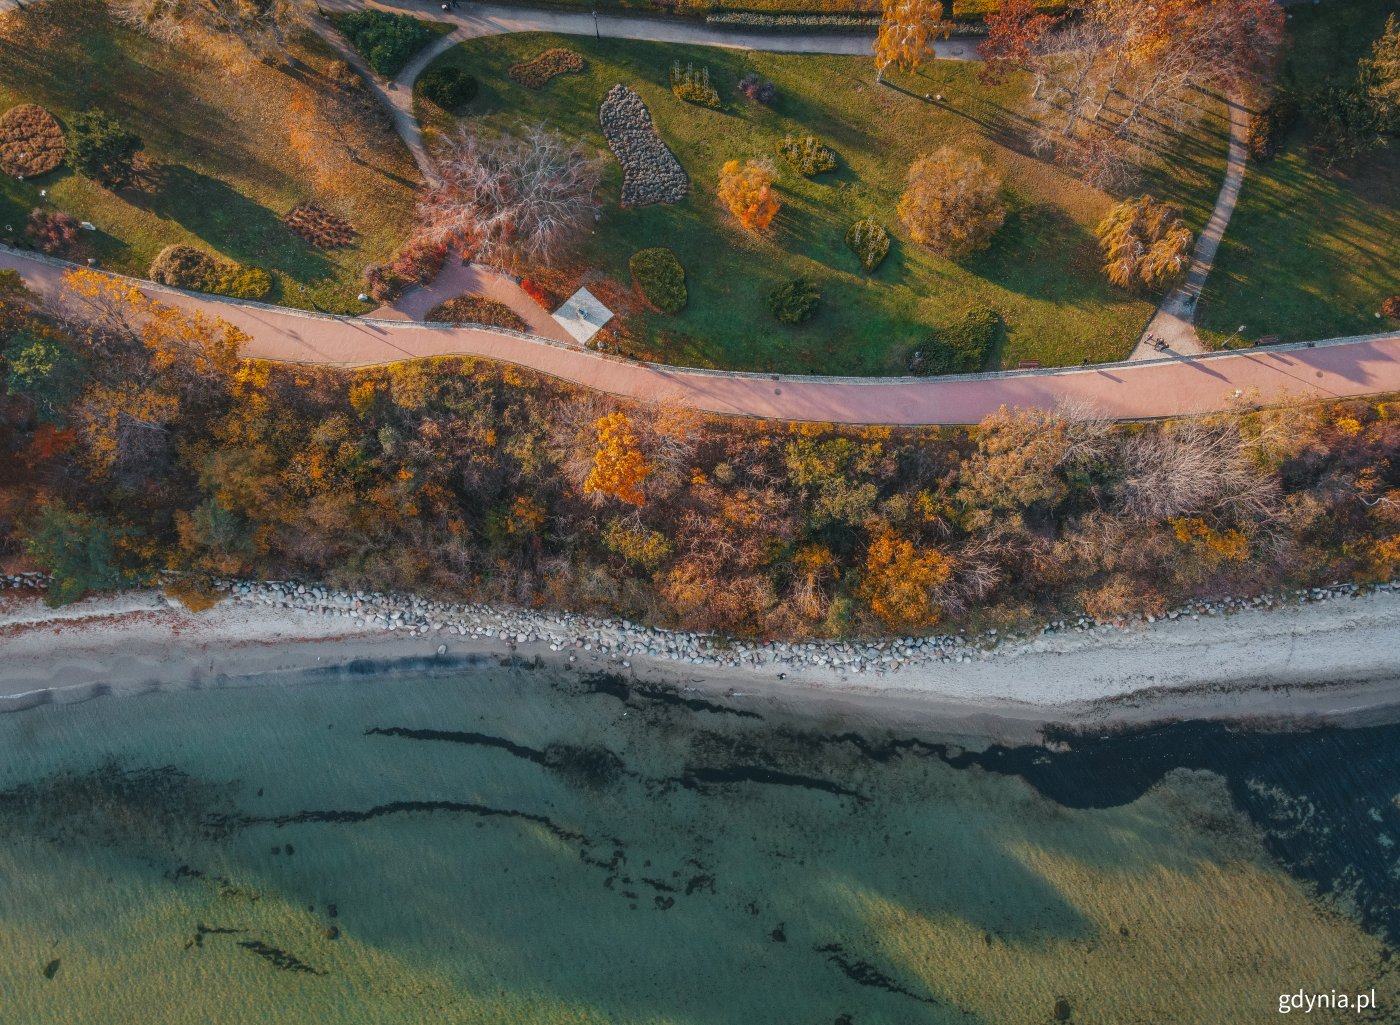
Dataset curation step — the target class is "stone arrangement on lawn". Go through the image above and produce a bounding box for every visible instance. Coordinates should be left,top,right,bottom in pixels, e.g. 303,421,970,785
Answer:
599,84,689,207
0,104,65,177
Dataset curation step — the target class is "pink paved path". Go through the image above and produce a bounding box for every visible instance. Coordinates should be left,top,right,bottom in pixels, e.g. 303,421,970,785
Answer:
6,249,1399,425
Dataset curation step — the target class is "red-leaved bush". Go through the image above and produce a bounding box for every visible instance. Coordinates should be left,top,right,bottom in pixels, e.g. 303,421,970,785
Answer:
26,208,79,255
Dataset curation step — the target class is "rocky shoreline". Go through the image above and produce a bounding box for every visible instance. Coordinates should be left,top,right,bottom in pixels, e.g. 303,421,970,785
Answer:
5,571,1392,680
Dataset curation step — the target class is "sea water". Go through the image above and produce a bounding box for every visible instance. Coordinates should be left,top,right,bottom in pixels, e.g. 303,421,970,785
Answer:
1,663,1396,1024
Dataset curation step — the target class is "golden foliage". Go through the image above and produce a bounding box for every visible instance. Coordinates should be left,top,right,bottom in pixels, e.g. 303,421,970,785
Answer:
583,412,650,506
859,525,954,631
1170,516,1250,565
874,0,949,79
897,148,1005,260
1096,195,1193,290
717,158,780,231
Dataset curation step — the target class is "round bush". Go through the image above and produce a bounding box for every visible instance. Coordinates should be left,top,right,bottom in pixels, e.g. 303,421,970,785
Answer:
768,278,821,325
150,244,271,301
908,305,1001,375
0,104,65,178
628,247,687,314
150,244,219,291
1382,295,1400,321
416,66,479,109
426,293,528,331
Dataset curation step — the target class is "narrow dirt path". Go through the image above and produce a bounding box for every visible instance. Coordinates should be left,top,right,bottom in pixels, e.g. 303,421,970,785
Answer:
1129,96,1251,361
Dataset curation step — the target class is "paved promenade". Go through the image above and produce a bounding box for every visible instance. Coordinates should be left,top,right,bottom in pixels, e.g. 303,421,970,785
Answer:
6,249,1398,425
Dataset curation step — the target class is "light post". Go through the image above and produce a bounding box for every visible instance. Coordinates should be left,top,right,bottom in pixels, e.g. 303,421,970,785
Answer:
1226,324,1247,349
592,6,600,39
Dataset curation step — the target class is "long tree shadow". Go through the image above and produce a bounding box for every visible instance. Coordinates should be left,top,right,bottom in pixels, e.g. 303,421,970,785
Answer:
118,163,333,281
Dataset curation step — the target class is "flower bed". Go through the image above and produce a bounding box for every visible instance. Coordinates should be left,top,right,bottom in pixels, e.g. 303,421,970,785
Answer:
284,202,356,249
425,293,528,331
599,84,689,207
844,217,890,272
0,104,65,178
509,48,585,90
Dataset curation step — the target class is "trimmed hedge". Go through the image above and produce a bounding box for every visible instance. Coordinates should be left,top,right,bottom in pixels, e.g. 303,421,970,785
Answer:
629,247,688,314
149,245,272,301
768,278,821,325
416,66,479,109
337,10,437,77
908,305,1001,375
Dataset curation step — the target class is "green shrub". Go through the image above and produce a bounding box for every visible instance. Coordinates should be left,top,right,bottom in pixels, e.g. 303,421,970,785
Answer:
670,62,722,109
416,66,478,109
909,305,1001,375
629,247,688,314
844,218,890,273
149,245,271,301
338,10,437,77
776,135,837,176
67,108,142,187
1247,91,1299,161
768,278,821,325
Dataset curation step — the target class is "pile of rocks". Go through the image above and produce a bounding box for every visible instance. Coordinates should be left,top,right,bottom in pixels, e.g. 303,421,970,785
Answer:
0,572,48,591
210,577,1396,678
599,84,689,207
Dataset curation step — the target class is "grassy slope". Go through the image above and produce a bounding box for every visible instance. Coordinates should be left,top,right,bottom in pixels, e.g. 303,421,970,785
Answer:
421,34,1226,375
1199,0,1400,346
0,0,420,313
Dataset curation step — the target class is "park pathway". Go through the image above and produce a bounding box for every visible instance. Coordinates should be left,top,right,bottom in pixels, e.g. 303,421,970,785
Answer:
1129,96,1252,361
5,247,1399,426
308,0,975,182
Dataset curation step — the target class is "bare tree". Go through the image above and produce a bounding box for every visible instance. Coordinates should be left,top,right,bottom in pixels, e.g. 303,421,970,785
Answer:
418,123,602,272
1113,417,1281,524
108,0,310,57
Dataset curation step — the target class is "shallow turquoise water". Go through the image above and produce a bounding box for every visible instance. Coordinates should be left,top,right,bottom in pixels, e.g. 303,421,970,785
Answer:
1,664,1396,1024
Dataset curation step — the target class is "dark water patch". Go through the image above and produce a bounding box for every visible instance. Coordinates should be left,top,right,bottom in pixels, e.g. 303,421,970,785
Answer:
573,672,763,719
679,765,865,802
237,940,322,975
0,760,242,852
186,923,245,950
813,943,939,1007
804,721,1400,948
365,726,630,790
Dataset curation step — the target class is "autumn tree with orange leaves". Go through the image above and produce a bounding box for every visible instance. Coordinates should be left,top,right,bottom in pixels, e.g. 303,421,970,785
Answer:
717,159,780,231
873,0,949,82
584,411,650,506
859,525,955,631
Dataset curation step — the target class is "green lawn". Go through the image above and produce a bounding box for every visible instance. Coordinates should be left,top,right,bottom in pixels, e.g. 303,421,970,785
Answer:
1199,0,1400,347
0,0,421,314
421,33,1228,374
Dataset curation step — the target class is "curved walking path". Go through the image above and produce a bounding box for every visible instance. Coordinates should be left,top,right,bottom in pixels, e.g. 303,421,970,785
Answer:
1129,96,1252,361
308,0,977,182
6,247,1399,426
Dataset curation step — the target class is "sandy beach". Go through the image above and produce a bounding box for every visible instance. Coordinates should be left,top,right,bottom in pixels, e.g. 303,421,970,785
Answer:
4,583,1400,741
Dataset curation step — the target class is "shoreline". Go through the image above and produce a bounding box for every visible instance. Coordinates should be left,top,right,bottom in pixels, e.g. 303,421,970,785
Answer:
4,582,1400,743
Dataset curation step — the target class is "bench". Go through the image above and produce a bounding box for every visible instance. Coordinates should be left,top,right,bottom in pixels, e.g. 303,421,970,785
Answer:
1256,334,1282,346
1017,359,1042,370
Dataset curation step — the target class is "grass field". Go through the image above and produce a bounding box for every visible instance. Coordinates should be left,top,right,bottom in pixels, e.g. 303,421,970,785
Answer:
420,34,1227,375
1199,0,1400,347
0,0,421,314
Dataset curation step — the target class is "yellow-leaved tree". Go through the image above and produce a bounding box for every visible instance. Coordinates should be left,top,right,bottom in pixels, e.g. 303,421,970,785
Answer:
584,411,650,506
874,0,948,82
859,525,955,631
1095,195,1193,290
717,159,780,231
